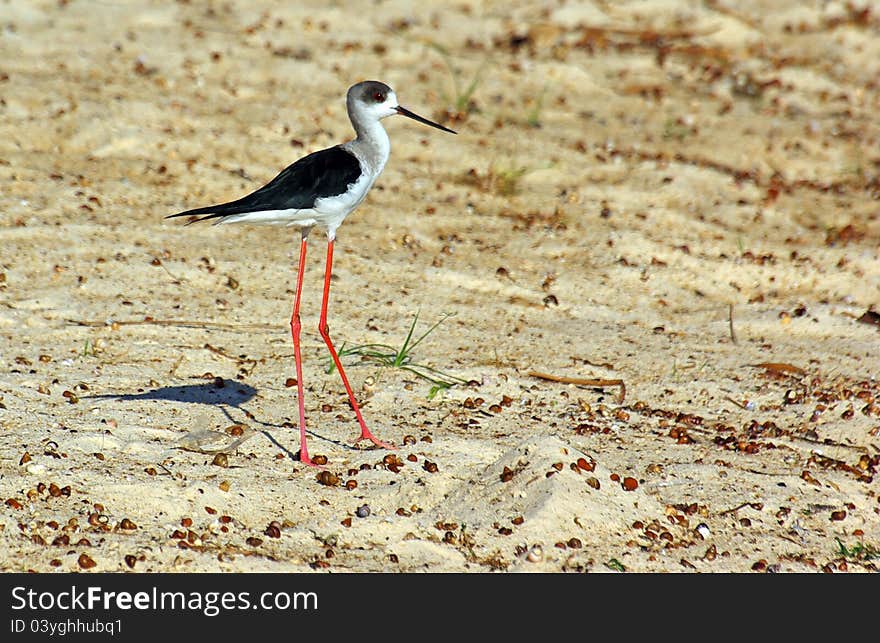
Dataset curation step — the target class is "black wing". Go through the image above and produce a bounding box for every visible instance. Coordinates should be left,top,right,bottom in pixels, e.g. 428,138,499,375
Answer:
167,145,362,222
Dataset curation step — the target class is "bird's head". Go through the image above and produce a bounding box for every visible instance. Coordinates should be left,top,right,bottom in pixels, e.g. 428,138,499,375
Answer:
348,80,456,134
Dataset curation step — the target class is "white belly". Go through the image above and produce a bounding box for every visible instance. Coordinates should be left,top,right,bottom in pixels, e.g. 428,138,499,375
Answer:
216,165,376,238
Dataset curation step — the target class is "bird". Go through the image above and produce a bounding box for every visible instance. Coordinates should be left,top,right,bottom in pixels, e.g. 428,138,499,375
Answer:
166,80,456,466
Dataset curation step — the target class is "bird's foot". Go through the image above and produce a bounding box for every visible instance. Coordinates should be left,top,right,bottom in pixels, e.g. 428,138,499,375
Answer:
296,450,326,468
354,431,396,450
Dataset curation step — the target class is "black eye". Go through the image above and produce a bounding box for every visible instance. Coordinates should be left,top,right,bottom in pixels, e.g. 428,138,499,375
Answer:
373,91,385,102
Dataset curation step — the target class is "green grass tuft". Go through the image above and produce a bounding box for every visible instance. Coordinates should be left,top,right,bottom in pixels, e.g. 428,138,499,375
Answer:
327,312,466,399
425,41,485,115
526,85,547,128
836,538,880,561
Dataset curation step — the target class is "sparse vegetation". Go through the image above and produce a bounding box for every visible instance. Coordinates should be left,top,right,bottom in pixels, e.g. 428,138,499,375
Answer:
526,85,547,128
662,117,691,141
836,538,880,561
462,162,530,196
328,312,467,399
81,338,100,358
425,40,485,119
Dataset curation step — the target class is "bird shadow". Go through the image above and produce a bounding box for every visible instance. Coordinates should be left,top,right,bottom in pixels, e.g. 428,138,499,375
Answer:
87,381,258,407
86,380,372,461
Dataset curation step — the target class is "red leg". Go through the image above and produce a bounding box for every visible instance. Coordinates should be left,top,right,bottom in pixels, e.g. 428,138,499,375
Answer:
318,238,395,450
290,233,317,466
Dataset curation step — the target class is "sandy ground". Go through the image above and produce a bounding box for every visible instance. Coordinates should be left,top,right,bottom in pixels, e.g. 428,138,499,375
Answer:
1,0,879,573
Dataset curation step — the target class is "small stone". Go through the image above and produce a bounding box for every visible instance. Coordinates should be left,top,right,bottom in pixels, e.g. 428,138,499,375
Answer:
316,471,339,486
526,545,543,562
77,553,96,569
211,453,228,467
265,523,281,538
356,504,370,518
226,424,245,436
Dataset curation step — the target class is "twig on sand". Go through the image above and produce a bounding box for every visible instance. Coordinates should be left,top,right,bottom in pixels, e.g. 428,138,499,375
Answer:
750,362,806,376
724,395,751,410
719,501,763,515
204,343,259,375
158,261,185,284
168,353,185,377
729,303,738,344
175,425,257,455
527,370,626,403
68,318,276,331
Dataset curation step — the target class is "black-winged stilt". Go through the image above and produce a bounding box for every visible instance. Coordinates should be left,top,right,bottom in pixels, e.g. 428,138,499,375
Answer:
167,81,456,466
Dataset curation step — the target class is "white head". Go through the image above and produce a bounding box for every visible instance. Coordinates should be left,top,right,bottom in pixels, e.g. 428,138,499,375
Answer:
347,80,457,133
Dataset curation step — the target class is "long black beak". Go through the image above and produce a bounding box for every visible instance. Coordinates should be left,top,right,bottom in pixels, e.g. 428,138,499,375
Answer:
395,106,457,134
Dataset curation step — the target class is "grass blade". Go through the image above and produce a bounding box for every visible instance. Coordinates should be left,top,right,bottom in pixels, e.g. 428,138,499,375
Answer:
322,312,462,396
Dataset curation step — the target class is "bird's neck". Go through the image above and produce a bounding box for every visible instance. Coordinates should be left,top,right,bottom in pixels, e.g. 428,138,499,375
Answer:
350,119,390,175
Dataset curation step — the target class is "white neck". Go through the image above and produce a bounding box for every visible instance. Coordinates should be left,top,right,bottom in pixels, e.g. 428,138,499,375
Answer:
349,116,390,176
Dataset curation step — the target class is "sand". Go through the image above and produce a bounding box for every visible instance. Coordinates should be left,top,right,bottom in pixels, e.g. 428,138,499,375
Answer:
1,0,878,573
